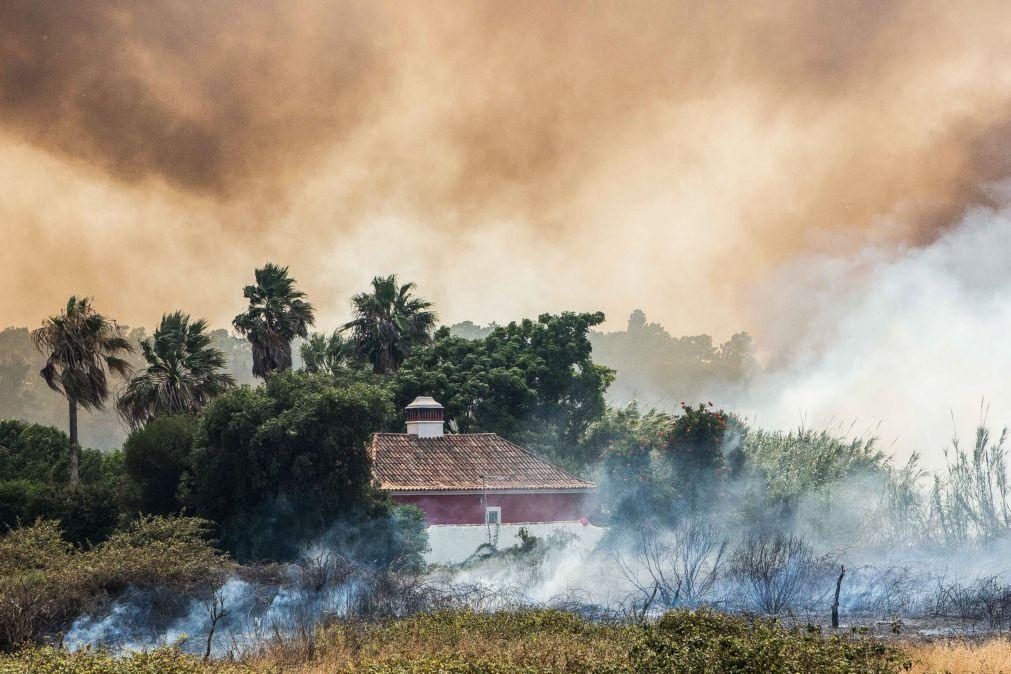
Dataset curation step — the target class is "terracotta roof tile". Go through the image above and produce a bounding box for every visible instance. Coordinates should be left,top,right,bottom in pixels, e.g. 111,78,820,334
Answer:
370,433,595,492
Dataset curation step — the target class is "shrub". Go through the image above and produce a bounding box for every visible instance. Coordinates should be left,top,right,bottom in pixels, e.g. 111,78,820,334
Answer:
635,609,908,674
0,645,251,673
87,515,234,594
0,517,232,650
0,520,83,648
728,532,828,614
122,415,197,515
0,419,124,542
185,374,407,562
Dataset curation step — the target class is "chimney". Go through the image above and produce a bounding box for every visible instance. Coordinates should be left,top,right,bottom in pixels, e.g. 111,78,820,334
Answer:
405,396,444,438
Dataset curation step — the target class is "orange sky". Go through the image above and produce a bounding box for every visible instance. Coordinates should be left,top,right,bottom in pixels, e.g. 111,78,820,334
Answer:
3,1,1011,339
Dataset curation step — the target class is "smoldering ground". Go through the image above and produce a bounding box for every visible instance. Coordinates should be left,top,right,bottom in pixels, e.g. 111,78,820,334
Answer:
58,424,1011,656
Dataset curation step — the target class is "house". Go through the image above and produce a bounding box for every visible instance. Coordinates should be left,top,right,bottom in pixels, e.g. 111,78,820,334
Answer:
370,396,596,527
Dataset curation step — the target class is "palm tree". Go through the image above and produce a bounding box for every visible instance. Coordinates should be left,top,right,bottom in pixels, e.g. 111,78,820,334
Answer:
342,275,436,374
117,312,235,429
31,296,134,486
300,330,354,376
232,263,315,378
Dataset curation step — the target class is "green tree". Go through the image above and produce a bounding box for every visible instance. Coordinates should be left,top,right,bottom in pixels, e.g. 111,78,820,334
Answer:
594,402,679,524
0,418,123,542
184,372,420,562
122,415,197,515
116,312,234,429
31,297,133,486
667,402,734,475
396,312,614,470
232,263,316,378
300,330,354,376
343,275,436,374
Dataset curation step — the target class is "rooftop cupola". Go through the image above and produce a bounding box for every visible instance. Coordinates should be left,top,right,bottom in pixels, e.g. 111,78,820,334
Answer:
405,396,444,438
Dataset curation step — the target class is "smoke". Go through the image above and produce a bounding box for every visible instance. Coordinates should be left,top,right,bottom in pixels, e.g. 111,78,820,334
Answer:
3,1,1011,339
747,194,1011,467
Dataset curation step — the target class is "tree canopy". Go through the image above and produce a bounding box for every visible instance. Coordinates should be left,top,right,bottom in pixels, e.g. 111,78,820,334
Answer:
183,372,416,562
396,312,614,470
117,312,234,429
343,275,436,374
31,296,134,485
233,263,315,378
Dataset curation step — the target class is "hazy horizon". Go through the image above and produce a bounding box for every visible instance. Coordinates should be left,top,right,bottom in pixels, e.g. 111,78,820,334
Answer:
3,1,1011,464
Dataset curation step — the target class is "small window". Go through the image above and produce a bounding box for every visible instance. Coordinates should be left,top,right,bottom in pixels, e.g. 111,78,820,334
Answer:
485,506,501,525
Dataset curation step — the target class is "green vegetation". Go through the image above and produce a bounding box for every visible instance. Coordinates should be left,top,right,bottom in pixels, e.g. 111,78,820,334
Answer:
0,517,231,649
232,263,315,378
31,296,134,485
122,415,198,515
0,418,122,544
300,330,355,376
4,263,1011,671
116,312,234,430
344,274,437,374
0,609,910,673
183,371,422,562
397,312,613,469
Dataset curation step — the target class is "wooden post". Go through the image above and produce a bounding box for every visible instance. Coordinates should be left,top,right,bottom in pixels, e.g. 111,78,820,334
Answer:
831,565,846,628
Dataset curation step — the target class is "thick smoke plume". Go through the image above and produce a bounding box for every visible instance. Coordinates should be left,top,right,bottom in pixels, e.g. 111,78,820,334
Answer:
748,195,1011,467
3,1,1011,336
3,2,1011,464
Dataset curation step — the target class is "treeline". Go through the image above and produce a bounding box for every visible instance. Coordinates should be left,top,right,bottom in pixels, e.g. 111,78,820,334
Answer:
453,308,758,408
0,268,625,564
0,325,256,449
1,312,758,450
5,264,1008,562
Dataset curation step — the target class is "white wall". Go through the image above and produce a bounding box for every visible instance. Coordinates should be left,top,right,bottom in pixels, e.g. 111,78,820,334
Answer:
425,521,606,565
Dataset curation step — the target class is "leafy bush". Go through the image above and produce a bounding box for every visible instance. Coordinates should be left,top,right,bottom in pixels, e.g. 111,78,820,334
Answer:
634,609,909,674
88,515,233,594
0,419,125,542
0,517,231,649
122,415,198,515
184,373,408,562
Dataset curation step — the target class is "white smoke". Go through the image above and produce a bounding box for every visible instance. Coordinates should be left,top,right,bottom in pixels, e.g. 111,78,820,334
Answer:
747,192,1011,468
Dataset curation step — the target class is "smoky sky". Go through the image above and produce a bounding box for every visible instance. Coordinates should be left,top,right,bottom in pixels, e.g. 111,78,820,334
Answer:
3,1,1011,339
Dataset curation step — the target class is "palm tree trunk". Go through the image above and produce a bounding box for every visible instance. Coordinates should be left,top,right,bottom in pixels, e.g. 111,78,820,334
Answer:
68,398,80,487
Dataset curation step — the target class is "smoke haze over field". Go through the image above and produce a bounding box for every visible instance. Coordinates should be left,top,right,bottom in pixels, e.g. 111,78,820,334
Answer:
2,2,1011,459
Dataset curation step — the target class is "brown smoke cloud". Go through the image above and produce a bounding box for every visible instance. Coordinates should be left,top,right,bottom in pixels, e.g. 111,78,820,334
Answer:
2,1,1011,337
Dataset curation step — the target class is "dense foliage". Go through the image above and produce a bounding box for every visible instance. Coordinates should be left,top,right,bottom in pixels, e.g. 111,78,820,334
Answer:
397,312,614,469
122,415,198,515
0,517,231,650
0,418,122,543
116,313,234,429
232,263,315,378
183,372,422,563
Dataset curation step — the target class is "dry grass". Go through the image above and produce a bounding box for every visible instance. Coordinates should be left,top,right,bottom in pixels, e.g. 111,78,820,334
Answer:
907,638,1011,674
247,610,633,673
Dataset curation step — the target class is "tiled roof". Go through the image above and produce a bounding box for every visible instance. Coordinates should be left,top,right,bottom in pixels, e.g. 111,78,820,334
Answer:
370,433,595,492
